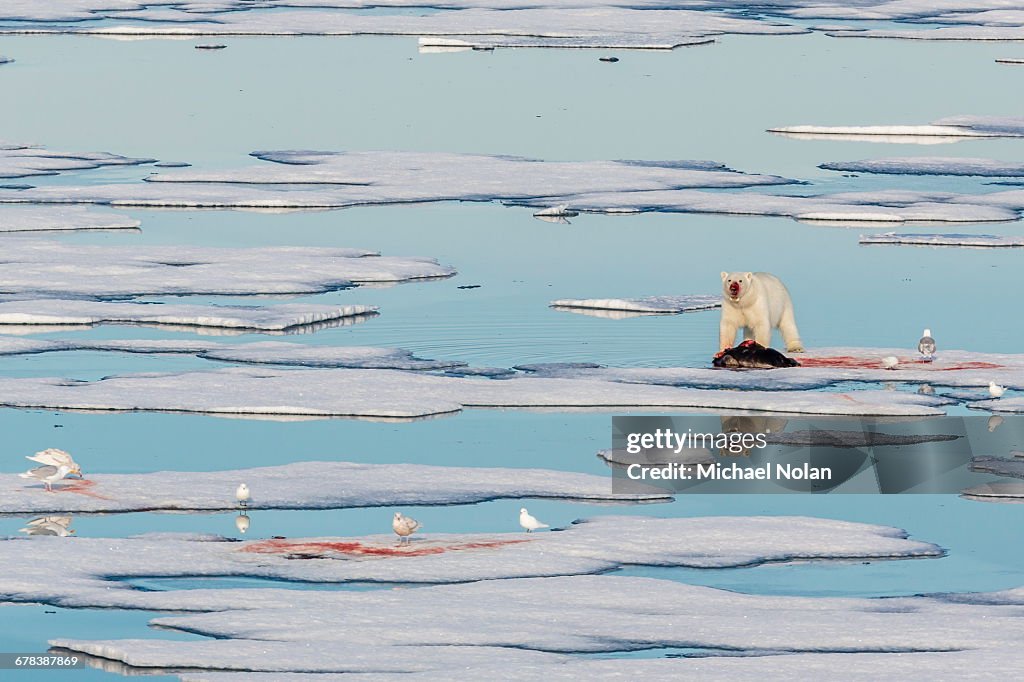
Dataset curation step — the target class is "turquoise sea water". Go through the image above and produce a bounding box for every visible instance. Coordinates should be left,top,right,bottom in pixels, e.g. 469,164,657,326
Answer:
1,28,1024,679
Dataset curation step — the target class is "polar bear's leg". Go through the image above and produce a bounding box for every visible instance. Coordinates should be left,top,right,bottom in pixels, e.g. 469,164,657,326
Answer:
752,321,772,347
779,305,804,353
720,319,738,351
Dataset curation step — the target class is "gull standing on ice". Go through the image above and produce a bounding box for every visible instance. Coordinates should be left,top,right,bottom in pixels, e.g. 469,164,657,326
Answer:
989,382,1007,398
393,512,421,544
918,329,936,361
882,356,899,370
519,508,549,532
19,516,75,537
236,483,250,507
19,449,83,492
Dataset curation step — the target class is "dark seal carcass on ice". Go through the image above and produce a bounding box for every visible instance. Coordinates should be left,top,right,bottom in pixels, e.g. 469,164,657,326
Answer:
713,340,800,369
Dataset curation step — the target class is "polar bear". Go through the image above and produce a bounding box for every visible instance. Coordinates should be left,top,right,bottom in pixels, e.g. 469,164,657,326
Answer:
719,271,803,353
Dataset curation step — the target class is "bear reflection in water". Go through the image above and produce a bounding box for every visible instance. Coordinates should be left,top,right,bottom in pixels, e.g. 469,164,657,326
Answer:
713,340,801,370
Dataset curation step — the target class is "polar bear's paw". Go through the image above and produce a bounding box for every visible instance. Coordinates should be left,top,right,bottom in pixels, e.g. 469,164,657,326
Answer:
787,344,805,353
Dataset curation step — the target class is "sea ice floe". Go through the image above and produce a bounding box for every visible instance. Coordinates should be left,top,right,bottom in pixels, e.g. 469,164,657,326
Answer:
169,650,1024,681
0,365,955,418
0,206,140,232
822,157,1024,177
46,570,1024,675
550,295,721,315
835,26,1024,41
0,517,940,608
0,338,461,370
512,188,1022,223
0,241,453,298
860,232,1024,247
997,57,1024,63
772,116,1024,141
0,56,12,65
971,396,1024,414
0,300,378,332
519,346,1024,394
0,461,668,514
0,8,807,47
418,34,715,50
0,151,796,209
0,144,155,179
145,150,794,192
5,149,1023,224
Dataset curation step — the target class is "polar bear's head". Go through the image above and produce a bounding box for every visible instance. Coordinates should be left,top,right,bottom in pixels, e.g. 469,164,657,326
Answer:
721,271,754,301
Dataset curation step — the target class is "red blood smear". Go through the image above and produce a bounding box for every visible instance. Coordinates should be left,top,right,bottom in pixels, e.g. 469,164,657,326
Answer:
56,479,111,500
799,356,1002,371
240,537,532,559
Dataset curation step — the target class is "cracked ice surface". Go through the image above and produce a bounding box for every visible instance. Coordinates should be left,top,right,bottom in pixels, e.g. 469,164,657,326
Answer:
46,572,1024,675
0,517,940,605
0,366,954,418
550,295,721,314
821,157,1024,177
0,144,154,179
0,241,453,298
860,232,1024,247
0,461,668,514
0,206,140,232
0,300,378,332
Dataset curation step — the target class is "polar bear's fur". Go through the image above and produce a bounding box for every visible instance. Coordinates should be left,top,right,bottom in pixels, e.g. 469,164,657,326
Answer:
719,271,803,353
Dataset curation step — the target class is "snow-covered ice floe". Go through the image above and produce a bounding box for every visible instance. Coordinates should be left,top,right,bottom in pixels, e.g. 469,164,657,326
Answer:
971,396,1024,414
0,365,954,418
0,8,806,49
39,571,1024,675
0,517,939,602
860,232,1024,248
0,338,462,370
144,151,794,191
0,300,377,332
518,346,1024,395
997,57,1024,63
0,56,12,65
6,149,1024,225
166,651,1024,681
821,157,1024,177
417,34,715,50
0,151,795,209
0,143,154,179
770,116,1024,141
0,461,669,514
550,295,721,315
510,187,1023,223
0,241,453,298
0,206,140,232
